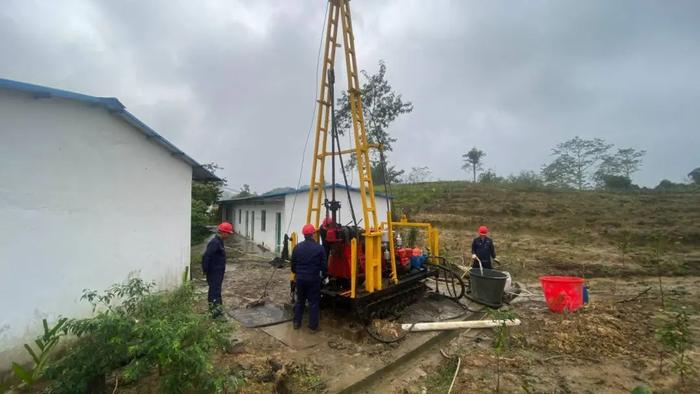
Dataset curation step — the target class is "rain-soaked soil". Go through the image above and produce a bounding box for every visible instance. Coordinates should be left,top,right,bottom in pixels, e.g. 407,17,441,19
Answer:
191,234,484,392
390,277,700,394
192,234,700,393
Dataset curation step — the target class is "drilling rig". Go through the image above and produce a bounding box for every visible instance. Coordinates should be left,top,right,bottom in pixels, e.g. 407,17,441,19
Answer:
291,0,464,320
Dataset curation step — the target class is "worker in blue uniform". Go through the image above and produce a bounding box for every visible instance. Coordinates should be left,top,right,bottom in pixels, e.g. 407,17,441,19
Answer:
471,225,496,269
291,223,327,331
202,222,233,318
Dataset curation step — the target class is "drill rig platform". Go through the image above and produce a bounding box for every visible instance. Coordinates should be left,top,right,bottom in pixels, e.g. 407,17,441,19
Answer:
290,0,464,321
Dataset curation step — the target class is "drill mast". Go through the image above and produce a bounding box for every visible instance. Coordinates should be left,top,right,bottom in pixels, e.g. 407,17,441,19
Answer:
305,0,379,234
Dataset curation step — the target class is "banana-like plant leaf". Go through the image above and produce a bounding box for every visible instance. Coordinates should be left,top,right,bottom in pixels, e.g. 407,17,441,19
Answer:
23,344,40,364
42,319,49,335
11,362,33,385
49,318,68,336
35,339,45,351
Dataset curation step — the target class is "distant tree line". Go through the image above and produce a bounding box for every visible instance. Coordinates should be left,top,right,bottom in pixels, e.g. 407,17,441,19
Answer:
459,137,699,192
541,136,645,190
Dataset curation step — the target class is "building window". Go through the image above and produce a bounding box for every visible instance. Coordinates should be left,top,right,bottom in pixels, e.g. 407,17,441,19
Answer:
261,210,266,232
239,209,242,224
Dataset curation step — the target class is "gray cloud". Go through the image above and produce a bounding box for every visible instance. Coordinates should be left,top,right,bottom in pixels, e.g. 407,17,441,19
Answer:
1,0,698,191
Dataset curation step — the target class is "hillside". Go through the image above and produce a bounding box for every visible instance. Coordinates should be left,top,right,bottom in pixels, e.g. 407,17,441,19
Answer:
391,181,700,279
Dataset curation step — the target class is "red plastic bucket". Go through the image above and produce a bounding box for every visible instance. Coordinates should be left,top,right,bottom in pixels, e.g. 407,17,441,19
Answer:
539,276,585,313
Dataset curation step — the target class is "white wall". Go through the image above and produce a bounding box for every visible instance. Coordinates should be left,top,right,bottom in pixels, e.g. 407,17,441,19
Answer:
0,90,192,368
223,200,284,253
283,188,391,236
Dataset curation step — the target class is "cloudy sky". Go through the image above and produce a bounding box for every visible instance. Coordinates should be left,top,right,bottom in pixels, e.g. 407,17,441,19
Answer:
1,0,698,192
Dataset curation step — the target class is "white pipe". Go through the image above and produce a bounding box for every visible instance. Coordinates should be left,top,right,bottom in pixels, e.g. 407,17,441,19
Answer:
401,319,521,332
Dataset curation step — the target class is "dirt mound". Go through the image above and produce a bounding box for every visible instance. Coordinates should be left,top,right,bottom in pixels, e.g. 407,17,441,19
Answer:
514,301,657,360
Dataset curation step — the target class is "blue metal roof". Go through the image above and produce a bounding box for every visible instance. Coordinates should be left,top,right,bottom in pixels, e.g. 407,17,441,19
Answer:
220,183,392,203
0,78,218,181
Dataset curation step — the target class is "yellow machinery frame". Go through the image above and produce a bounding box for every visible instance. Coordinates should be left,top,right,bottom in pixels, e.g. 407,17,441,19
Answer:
293,0,440,299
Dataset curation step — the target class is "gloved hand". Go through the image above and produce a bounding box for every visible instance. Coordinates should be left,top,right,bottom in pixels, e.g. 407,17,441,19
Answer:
322,276,330,285
471,254,477,260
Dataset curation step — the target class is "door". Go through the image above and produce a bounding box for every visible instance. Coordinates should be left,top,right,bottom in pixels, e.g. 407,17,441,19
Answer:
275,212,282,254
245,211,249,237
251,211,255,241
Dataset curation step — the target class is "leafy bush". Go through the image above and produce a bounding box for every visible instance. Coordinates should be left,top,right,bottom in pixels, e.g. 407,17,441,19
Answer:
507,171,545,189
191,198,212,245
654,179,698,192
42,276,233,393
478,170,505,184
601,175,634,191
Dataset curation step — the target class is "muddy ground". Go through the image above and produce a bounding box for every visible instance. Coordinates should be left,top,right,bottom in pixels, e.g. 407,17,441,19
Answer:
193,235,479,393
191,234,700,393
389,277,700,394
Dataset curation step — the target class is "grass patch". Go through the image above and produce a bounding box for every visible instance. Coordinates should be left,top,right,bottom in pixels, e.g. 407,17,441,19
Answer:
287,364,325,393
424,357,458,393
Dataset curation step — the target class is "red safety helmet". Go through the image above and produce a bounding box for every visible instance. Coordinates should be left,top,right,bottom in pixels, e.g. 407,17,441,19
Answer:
478,225,488,235
218,222,234,234
302,223,316,236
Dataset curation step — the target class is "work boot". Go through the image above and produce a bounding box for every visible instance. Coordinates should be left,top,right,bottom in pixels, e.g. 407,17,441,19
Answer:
293,322,301,330
308,326,319,334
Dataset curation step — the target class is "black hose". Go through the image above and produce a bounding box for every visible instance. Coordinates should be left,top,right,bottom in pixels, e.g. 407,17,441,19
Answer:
334,121,358,230
328,64,358,230
425,262,466,300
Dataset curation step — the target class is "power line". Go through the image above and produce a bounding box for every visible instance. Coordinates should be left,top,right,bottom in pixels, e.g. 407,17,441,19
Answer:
286,1,329,234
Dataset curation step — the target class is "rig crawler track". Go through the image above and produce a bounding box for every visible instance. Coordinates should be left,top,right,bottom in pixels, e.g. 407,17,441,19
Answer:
320,265,468,322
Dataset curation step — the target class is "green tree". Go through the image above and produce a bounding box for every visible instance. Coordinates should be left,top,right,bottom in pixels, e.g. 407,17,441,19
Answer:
192,163,226,244
542,155,577,188
616,148,646,178
462,147,485,182
594,148,645,186
406,166,432,184
372,163,404,186
335,60,413,170
689,167,700,185
543,136,611,189
236,184,254,197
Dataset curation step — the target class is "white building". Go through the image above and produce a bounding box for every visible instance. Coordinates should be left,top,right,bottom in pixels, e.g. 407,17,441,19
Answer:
0,78,217,368
219,185,391,253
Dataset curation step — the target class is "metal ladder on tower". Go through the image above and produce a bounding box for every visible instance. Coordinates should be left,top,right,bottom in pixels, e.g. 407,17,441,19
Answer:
305,0,385,293
306,0,379,232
